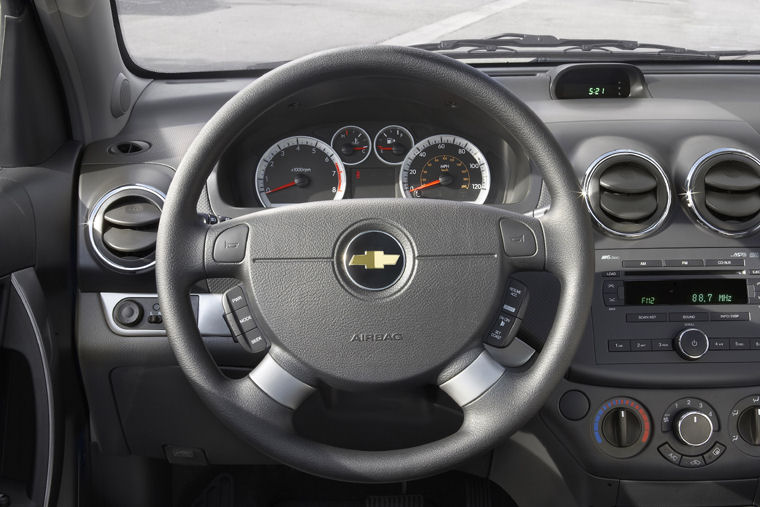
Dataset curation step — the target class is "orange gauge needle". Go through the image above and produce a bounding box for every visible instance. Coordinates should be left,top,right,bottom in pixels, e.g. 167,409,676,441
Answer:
265,181,297,194
410,180,441,193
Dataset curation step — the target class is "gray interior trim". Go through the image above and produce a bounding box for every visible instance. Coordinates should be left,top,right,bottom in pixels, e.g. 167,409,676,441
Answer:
439,350,505,406
486,338,536,368
248,354,316,410
11,272,53,507
100,292,229,336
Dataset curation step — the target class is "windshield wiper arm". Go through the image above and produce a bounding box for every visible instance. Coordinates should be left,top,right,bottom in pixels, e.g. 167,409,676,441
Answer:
413,33,716,59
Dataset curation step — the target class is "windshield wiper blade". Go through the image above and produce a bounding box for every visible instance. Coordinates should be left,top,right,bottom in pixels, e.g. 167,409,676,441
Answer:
413,33,716,59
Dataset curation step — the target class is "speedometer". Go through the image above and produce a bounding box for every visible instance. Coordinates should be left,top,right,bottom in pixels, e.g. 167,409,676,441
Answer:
255,136,346,207
399,135,490,204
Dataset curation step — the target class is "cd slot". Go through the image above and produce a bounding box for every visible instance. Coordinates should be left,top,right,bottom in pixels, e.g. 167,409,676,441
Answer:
623,270,746,277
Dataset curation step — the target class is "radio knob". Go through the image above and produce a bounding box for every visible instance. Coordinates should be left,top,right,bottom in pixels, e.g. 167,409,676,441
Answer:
675,328,709,360
676,410,714,447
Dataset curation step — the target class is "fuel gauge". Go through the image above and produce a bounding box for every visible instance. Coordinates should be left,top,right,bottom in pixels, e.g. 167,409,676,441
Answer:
374,125,414,165
331,126,371,165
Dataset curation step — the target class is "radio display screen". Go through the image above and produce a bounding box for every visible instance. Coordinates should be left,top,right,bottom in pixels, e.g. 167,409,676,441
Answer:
624,279,747,306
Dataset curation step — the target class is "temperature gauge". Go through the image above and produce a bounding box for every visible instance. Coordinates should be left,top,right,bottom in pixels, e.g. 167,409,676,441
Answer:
331,126,371,166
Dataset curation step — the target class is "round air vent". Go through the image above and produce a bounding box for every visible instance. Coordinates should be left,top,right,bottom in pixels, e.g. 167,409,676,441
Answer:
685,148,760,237
87,185,165,273
583,150,672,238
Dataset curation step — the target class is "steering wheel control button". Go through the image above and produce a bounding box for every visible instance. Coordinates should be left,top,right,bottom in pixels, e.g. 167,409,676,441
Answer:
500,218,537,257
243,328,268,354
502,279,529,318
559,390,590,421
658,443,682,465
484,313,521,348
113,299,143,327
343,230,404,291
224,286,248,311
676,328,710,360
703,442,727,464
676,410,714,447
213,225,248,263
232,306,257,333
592,397,651,458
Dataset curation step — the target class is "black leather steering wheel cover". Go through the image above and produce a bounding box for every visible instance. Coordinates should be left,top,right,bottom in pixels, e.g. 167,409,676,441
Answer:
156,45,593,482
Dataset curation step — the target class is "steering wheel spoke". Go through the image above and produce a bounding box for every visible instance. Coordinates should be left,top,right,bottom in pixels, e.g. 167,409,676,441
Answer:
438,348,506,407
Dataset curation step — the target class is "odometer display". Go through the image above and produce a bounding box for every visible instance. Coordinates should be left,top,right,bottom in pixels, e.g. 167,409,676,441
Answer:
399,135,490,204
624,279,747,306
255,136,346,207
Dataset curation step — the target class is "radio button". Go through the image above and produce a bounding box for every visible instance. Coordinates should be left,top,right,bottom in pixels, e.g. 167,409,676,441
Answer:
631,339,652,351
752,338,760,350
706,258,745,267
602,280,623,293
669,312,709,322
626,312,667,323
730,338,750,350
608,340,630,352
676,328,710,360
622,260,663,268
602,270,620,277
604,294,624,306
665,259,704,267
709,338,729,350
653,339,673,351
710,312,750,322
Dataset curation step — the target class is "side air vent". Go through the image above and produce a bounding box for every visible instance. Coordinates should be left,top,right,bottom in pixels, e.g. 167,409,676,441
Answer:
108,140,151,155
686,149,760,237
583,150,671,238
87,185,165,273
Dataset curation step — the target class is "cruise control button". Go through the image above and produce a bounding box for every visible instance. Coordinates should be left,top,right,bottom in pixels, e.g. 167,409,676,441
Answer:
658,443,682,465
232,306,256,333
224,286,248,311
608,340,630,352
484,313,520,348
502,279,529,317
679,455,706,468
703,442,726,464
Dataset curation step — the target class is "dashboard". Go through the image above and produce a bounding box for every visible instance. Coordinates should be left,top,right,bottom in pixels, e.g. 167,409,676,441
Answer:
75,63,760,505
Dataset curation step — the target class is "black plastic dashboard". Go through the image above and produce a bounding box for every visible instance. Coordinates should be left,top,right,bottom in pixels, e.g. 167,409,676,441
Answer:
75,62,760,503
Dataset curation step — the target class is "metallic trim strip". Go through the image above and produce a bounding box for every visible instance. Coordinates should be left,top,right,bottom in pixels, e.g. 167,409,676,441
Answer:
486,337,536,367
249,354,316,410
100,293,230,337
439,350,505,407
86,184,165,273
583,150,672,239
11,273,54,507
685,148,760,238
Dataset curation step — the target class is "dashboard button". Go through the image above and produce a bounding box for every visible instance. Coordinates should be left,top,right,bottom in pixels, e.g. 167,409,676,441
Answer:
602,270,620,277
559,390,590,421
703,442,726,464
710,312,750,322
730,338,750,350
665,259,704,267
622,260,663,268
709,338,729,350
658,443,682,465
653,339,673,351
706,258,745,267
602,280,623,294
669,312,708,322
676,328,709,360
751,338,760,350
484,313,520,348
679,455,706,468
626,312,667,323
608,340,630,352
631,339,651,351
604,294,623,306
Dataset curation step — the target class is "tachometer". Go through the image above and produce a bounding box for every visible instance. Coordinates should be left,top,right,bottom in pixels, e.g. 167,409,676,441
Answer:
255,136,346,207
399,135,490,203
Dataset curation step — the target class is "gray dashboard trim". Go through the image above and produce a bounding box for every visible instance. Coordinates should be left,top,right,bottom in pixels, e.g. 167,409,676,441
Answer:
248,354,316,410
439,350,506,407
99,292,230,337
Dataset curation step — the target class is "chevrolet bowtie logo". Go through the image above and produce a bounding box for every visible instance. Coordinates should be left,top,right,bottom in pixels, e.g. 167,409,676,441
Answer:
349,250,400,270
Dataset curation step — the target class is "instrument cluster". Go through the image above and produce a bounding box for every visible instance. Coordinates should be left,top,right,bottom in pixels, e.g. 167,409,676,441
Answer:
252,123,495,207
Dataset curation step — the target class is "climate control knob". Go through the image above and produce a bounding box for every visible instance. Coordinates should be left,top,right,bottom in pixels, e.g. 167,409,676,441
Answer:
676,410,714,447
675,328,709,360
737,406,760,446
602,407,643,448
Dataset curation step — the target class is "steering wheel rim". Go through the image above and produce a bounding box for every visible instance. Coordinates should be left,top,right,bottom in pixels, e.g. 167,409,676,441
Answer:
156,45,593,483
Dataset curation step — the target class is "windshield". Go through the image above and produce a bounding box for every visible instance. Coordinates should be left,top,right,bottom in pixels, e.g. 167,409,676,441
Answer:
114,0,760,73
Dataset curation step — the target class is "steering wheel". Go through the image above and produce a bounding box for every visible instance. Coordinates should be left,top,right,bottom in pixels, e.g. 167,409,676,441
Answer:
156,46,593,483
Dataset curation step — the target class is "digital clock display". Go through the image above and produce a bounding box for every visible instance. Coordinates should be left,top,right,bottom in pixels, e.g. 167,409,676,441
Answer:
554,67,631,99
624,279,747,306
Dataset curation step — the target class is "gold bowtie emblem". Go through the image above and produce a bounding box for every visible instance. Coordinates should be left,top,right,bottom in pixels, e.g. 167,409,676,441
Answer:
348,250,400,270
